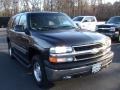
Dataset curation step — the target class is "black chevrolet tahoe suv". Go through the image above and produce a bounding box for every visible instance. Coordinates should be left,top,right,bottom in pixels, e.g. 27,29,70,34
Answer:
7,12,114,87
96,16,120,42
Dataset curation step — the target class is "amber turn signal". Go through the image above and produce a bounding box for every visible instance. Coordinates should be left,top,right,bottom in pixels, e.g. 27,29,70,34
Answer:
49,57,57,63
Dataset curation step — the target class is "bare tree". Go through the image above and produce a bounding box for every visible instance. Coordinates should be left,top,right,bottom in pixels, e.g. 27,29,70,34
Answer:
0,0,120,20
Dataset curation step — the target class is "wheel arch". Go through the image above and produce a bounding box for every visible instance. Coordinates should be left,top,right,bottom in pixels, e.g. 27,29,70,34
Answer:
28,46,44,63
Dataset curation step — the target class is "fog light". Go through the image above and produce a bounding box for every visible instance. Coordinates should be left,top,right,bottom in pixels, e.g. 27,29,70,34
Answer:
115,31,119,35
49,57,74,63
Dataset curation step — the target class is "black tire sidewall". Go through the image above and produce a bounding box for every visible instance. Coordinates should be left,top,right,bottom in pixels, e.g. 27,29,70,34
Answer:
32,55,47,87
118,35,120,42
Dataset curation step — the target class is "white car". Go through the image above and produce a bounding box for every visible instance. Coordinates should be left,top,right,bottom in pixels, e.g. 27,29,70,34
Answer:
73,16,97,31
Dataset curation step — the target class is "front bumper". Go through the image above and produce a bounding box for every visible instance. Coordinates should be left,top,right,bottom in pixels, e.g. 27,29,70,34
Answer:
45,51,114,81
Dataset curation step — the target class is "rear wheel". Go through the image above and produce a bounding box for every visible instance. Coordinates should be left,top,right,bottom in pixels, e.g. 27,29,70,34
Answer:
8,43,14,59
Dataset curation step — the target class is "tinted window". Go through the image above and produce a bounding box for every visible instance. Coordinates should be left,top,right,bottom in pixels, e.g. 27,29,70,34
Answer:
19,14,27,29
107,17,120,24
12,15,20,28
30,13,76,30
73,17,83,21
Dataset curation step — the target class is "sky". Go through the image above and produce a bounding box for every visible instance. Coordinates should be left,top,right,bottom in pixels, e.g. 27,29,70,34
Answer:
105,0,119,4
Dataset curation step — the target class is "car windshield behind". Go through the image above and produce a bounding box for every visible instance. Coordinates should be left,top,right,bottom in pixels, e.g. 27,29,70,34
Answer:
107,17,120,24
73,17,83,21
30,13,76,30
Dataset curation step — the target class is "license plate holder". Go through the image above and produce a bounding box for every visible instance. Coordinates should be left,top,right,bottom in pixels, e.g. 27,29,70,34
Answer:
92,63,101,73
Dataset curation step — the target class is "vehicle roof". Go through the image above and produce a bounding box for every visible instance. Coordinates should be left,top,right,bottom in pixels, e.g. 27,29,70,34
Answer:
12,11,63,18
75,16,95,17
17,11,61,15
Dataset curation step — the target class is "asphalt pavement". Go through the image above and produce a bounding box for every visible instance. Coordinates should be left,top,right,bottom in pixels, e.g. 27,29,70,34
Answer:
0,29,120,90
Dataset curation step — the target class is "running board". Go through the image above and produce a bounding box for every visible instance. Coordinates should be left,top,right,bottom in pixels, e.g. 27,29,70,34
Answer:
13,53,31,68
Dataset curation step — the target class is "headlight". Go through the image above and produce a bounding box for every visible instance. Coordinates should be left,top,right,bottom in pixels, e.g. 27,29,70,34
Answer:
110,27,115,31
102,37,111,48
49,46,73,63
50,46,73,54
95,26,98,31
115,31,119,35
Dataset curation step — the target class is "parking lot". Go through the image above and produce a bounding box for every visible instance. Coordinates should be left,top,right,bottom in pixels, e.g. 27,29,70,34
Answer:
0,29,120,90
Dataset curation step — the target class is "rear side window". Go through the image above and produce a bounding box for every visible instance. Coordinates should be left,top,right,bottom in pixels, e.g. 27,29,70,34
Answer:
91,17,96,22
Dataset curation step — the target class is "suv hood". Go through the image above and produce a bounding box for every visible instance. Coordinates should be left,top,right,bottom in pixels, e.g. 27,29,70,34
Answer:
31,29,106,48
97,23,120,28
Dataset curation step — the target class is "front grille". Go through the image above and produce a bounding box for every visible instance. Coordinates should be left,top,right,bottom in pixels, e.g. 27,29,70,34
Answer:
75,51,103,60
97,29,113,33
74,43,102,51
98,25,113,28
73,43,110,61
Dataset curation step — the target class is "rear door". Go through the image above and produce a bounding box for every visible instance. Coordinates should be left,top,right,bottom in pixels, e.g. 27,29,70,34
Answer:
9,15,21,49
15,14,30,64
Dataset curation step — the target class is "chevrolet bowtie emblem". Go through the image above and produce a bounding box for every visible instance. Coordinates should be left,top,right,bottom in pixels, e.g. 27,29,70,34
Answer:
91,48,99,54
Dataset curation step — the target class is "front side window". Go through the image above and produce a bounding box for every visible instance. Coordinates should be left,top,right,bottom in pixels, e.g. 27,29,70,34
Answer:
83,17,92,22
29,13,76,31
12,15,20,28
19,14,27,30
91,17,96,22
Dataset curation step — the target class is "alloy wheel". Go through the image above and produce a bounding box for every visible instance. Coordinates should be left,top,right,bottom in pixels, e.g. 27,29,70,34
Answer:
33,62,42,82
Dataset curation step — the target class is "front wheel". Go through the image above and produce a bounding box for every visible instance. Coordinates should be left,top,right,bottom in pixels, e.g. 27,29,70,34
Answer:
32,55,48,87
118,35,120,42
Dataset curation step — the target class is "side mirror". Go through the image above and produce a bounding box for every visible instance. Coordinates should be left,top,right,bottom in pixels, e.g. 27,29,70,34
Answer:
14,25,24,32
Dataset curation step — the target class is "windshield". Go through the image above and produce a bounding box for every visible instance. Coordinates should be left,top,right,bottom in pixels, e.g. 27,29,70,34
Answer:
107,17,120,24
30,13,76,30
73,17,83,21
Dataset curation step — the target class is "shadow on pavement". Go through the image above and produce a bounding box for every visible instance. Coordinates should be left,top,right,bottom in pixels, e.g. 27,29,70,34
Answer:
0,51,48,90
112,45,120,63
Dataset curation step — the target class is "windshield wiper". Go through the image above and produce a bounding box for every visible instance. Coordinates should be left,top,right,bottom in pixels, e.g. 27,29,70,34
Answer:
57,25,76,29
32,25,76,31
41,26,57,29
34,26,57,31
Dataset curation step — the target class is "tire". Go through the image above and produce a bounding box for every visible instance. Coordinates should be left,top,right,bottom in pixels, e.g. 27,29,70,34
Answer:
8,43,14,59
32,55,48,87
118,35,120,42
